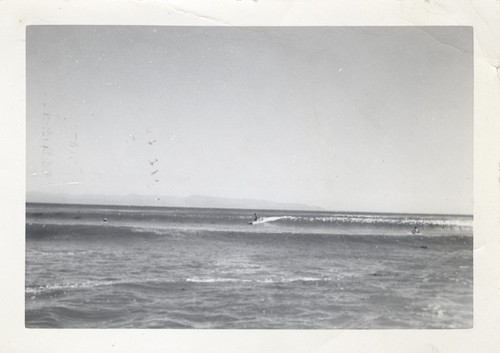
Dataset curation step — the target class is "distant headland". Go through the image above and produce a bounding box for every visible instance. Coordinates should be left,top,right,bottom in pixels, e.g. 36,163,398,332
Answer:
26,192,325,211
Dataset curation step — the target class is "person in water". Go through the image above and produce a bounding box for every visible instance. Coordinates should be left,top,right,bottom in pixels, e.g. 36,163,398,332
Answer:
412,226,419,234
254,213,258,221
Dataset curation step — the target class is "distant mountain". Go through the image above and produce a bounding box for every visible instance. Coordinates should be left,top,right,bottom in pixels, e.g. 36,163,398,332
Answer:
26,192,324,211
181,195,324,211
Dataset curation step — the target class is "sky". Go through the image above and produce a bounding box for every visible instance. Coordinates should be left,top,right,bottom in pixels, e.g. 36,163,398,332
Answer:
26,26,473,214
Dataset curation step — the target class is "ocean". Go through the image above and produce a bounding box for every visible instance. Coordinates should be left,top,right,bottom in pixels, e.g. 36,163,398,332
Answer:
25,203,473,329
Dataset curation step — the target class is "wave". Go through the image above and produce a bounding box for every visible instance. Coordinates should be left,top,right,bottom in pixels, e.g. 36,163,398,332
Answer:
27,203,472,230
27,276,333,296
185,276,331,284
186,277,251,283
259,276,330,283
26,211,472,242
26,279,122,296
247,215,472,228
250,216,289,225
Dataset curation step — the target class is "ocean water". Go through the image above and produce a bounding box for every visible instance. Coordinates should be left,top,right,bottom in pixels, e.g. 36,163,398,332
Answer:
25,203,473,329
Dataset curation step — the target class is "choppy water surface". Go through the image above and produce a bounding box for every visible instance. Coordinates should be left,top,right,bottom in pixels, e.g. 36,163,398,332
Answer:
26,203,473,328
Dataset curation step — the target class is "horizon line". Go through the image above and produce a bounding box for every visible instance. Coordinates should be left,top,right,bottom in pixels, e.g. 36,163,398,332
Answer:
25,200,473,217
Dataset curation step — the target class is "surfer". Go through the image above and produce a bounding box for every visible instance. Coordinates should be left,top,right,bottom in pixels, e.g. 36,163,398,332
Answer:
247,213,259,225
412,226,419,234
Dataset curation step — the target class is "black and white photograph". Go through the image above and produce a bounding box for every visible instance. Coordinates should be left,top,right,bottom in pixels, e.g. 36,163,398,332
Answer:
24,26,474,329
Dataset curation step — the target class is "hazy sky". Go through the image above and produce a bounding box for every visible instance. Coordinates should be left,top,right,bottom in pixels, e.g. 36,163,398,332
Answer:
26,26,473,214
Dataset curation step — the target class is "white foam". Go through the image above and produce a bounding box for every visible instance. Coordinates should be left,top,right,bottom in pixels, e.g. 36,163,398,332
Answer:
185,277,251,283
251,216,289,224
282,215,472,228
184,276,330,284
25,279,121,295
258,277,329,283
